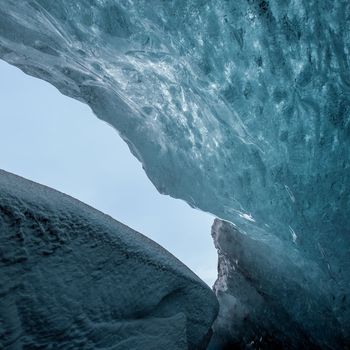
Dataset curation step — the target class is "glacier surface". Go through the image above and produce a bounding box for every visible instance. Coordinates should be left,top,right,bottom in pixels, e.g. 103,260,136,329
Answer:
0,169,218,349
0,0,350,348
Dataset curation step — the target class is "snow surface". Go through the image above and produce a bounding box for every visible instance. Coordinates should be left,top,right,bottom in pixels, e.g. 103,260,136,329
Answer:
0,169,218,349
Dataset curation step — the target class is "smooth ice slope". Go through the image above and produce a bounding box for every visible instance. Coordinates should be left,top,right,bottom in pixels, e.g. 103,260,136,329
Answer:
0,169,218,349
0,0,350,347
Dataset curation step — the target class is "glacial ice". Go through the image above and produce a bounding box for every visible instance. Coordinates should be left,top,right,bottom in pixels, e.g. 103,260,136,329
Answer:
210,219,349,349
0,169,218,349
0,0,350,348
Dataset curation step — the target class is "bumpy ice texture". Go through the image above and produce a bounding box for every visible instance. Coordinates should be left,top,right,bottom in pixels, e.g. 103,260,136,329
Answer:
0,0,350,348
0,170,218,349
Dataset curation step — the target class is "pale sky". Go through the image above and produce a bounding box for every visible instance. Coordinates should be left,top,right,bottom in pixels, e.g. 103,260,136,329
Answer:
0,60,217,286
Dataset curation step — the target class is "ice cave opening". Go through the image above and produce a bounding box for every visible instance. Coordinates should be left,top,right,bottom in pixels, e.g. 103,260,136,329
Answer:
0,59,217,286
1,1,350,347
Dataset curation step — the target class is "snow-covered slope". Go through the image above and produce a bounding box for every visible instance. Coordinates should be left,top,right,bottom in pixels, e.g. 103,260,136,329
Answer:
0,169,218,349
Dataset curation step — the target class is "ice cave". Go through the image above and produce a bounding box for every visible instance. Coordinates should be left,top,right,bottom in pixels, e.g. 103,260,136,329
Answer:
0,0,350,349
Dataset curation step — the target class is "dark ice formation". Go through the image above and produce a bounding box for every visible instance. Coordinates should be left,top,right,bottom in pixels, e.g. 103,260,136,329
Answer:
209,219,349,349
0,170,218,349
0,0,350,348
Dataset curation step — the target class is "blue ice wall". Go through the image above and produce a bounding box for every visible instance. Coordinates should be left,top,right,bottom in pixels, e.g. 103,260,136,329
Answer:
1,0,349,232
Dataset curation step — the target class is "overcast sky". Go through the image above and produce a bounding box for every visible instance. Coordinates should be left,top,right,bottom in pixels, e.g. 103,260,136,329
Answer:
0,60,217,285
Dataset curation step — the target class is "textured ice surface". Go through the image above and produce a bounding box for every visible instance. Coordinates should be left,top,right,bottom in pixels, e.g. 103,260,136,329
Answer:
0,0,349,241
0,0,350,347
0,169,218,349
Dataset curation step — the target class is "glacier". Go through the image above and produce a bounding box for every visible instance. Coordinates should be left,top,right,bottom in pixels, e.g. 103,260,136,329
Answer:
0,169,218,349
0,0,350,348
